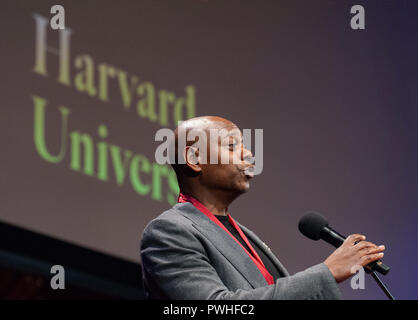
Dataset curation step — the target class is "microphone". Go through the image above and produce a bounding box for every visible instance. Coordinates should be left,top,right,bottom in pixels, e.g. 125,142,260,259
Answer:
298,211,390,275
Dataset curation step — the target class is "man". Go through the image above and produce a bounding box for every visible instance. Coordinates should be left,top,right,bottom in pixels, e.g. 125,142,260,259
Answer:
140,116,385,299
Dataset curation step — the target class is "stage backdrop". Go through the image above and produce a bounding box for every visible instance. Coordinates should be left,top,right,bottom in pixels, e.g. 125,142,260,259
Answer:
1,0,417,299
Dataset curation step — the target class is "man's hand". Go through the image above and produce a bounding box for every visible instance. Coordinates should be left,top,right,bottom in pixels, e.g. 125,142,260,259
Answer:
324,234,385,283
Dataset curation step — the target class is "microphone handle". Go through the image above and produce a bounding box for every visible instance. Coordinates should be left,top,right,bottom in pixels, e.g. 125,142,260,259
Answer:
320,226,390,275
320,226,345,247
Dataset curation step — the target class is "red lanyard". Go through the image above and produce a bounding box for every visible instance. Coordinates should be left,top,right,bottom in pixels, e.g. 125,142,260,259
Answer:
178,193,274,285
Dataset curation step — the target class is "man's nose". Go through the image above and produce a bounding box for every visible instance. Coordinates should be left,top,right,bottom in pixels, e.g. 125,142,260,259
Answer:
242,147,253,162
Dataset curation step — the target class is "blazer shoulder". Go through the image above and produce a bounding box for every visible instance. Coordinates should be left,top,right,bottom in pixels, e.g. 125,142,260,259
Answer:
141,203,194,236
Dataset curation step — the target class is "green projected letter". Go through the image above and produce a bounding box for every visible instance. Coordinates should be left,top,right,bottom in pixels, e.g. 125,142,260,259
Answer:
69,131,94,176
33,95,69,163
97,124,108,181
109,146,133,185
74,54,97,97
130,154,151,195
137,81,157,122
174,85,196,125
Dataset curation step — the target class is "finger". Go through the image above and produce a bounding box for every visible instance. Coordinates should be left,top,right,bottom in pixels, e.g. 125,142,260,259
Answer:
346,234,366,244
359,245,385,255
360,252,384,266
355,241,377,250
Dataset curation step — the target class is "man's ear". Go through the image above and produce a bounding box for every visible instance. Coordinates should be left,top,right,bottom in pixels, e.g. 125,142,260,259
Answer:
184,146,202,173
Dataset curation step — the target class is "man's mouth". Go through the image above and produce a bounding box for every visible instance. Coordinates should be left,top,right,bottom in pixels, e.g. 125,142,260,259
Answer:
242,166,255,178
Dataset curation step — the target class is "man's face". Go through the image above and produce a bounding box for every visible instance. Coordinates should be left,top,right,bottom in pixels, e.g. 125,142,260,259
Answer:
197,121,254,194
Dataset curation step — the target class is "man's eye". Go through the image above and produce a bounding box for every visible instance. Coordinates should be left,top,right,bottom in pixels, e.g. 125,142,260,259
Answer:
229,144,236,149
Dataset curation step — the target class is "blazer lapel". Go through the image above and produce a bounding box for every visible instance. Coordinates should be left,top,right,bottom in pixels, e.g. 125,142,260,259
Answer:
173,203,268,289
237,223,290,277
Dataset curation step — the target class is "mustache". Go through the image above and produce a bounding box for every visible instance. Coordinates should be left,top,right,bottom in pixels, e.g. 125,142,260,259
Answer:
239,163,254,172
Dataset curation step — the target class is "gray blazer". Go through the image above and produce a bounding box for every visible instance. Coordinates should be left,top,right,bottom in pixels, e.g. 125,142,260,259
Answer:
140,202,341,300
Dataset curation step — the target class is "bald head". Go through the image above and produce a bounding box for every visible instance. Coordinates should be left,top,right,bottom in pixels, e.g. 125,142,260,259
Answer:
175,116,238,139
173,115,238,155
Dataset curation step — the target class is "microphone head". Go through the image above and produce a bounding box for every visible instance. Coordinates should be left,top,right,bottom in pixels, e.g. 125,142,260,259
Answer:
298,211,329,240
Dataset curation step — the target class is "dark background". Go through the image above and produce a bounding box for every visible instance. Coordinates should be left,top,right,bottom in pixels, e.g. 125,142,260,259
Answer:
0,0,417,299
